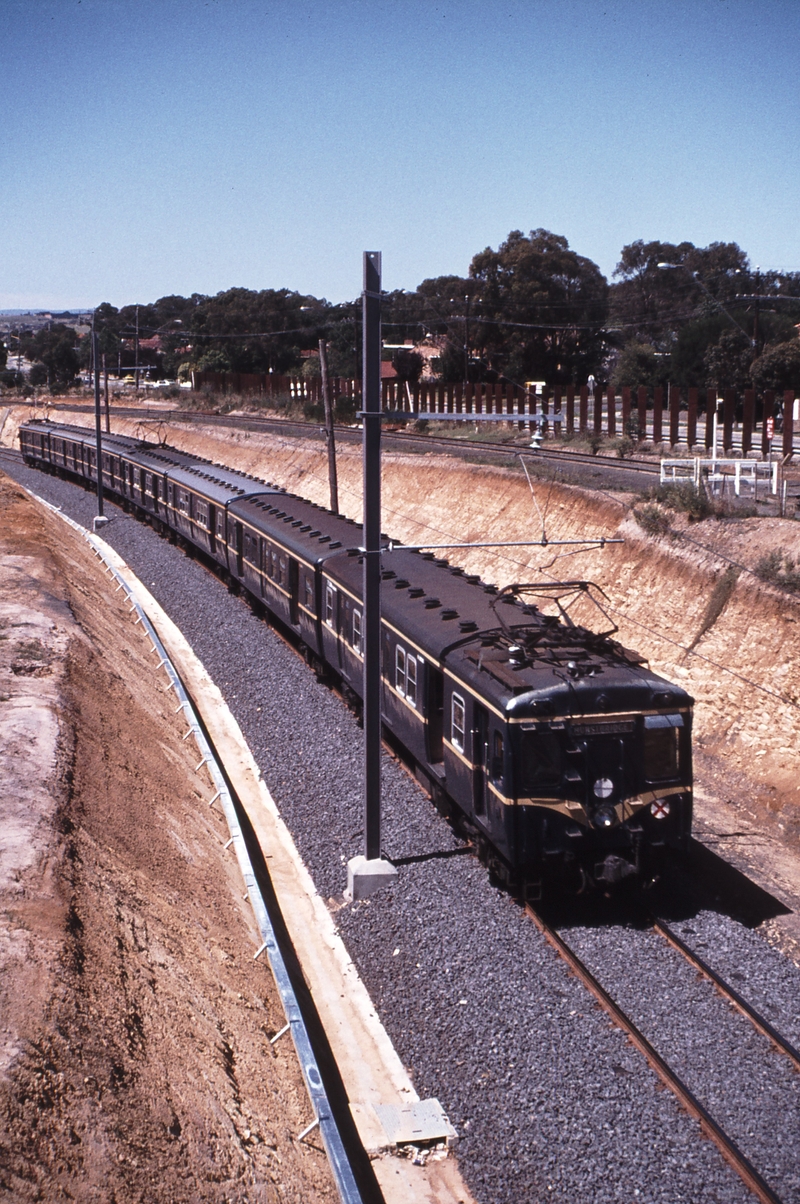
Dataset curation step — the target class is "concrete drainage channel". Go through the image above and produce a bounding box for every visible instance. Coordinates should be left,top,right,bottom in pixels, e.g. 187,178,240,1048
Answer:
35,494,465,1204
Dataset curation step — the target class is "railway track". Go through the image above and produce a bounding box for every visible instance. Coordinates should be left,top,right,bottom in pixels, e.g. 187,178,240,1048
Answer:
28,401,662,484
527,905,799,1204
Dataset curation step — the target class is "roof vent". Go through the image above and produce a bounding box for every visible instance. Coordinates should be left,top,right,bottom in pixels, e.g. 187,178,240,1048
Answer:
381,570,396,580
459,620,478,633
329,540,342,549
409,587,425,598
394,578,410,589
424,598,441,609
441,608,458,620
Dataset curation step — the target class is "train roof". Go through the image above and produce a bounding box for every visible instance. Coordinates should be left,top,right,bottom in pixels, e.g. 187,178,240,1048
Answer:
23,419,692,720
22,420,286,504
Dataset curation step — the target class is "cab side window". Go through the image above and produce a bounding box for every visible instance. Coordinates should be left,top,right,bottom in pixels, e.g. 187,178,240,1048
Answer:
451,693,465,752
325,584,336,628
395,646,406,695
491,730,504,785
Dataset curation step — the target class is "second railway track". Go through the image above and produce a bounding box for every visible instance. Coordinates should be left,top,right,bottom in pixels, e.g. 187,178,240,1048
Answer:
30,401,662,484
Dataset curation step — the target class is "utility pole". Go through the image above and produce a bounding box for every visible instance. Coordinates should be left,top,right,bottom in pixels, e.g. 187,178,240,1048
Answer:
753,267,760,356
464,293,470,384
91,321,107,529
134,304,140,392
102,352,110,433
319,338,339,514
346,252,397,900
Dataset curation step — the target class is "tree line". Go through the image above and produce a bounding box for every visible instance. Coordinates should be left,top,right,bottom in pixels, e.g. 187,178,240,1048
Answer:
4,229,800,396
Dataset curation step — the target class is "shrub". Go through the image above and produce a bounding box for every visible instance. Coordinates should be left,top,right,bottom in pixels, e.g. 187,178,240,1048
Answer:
639,481,714,521
615,436,634,459
633,503,672,537
755,550,800,592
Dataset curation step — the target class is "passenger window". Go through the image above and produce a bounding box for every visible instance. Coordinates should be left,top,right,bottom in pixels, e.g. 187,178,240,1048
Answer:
325,584,336,628
352,608,362,653
406,654,417,707
452,694,465,752
395,646,406,695
305,578,314,610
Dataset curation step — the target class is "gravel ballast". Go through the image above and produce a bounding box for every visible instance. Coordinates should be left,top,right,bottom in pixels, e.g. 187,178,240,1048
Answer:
8,461,800,1203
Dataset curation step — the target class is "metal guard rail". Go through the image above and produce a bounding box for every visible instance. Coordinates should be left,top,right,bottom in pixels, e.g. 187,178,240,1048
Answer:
32,493,364,1204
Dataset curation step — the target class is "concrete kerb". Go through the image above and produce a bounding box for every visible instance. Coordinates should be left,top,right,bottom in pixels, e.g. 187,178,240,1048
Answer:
65,526,473,1204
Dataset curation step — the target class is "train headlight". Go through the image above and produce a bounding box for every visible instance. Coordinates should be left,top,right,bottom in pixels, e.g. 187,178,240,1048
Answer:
593,777,614,799
594,806,615,829
650,799,671,819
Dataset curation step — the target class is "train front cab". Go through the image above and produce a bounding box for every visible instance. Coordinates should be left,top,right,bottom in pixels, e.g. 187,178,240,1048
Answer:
509,708,693,888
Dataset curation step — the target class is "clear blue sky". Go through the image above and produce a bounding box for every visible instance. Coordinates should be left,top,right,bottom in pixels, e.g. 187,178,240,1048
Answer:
3,0,799,310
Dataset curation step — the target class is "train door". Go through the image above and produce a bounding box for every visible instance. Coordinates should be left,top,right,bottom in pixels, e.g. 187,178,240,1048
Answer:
259,538,267,596
426,665,444,765
234,521,244,577
288,559,299,625
472,703,490,820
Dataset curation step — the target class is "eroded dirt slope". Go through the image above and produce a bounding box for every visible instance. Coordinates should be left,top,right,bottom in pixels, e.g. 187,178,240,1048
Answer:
0,476,336,1203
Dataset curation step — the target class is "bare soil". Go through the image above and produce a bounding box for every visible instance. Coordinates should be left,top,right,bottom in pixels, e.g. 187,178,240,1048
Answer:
0,476,336,1203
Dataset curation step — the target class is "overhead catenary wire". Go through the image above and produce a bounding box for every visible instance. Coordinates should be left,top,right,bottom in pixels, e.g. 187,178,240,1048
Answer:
75,412,798,714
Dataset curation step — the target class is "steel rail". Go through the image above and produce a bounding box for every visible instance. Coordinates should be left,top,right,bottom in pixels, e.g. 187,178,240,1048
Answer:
651,918,800,1073
29,492,365,1204
525,905,785,1204
35,401,663,477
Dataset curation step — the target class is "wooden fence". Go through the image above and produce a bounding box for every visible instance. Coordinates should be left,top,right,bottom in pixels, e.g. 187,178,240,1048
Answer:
192,372,797,459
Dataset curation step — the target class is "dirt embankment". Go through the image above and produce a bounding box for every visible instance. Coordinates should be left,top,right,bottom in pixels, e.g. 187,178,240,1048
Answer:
19,406,799,851
0,476,336,1203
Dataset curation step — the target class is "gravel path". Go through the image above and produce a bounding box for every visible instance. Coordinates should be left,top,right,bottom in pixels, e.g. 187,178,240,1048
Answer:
11,462,800,1203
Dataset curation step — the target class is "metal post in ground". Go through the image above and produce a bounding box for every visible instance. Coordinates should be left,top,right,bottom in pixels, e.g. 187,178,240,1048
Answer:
92,326,108,530
134,304,140,392
102,352,110,433
319,338,339,515
347,251,397,901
